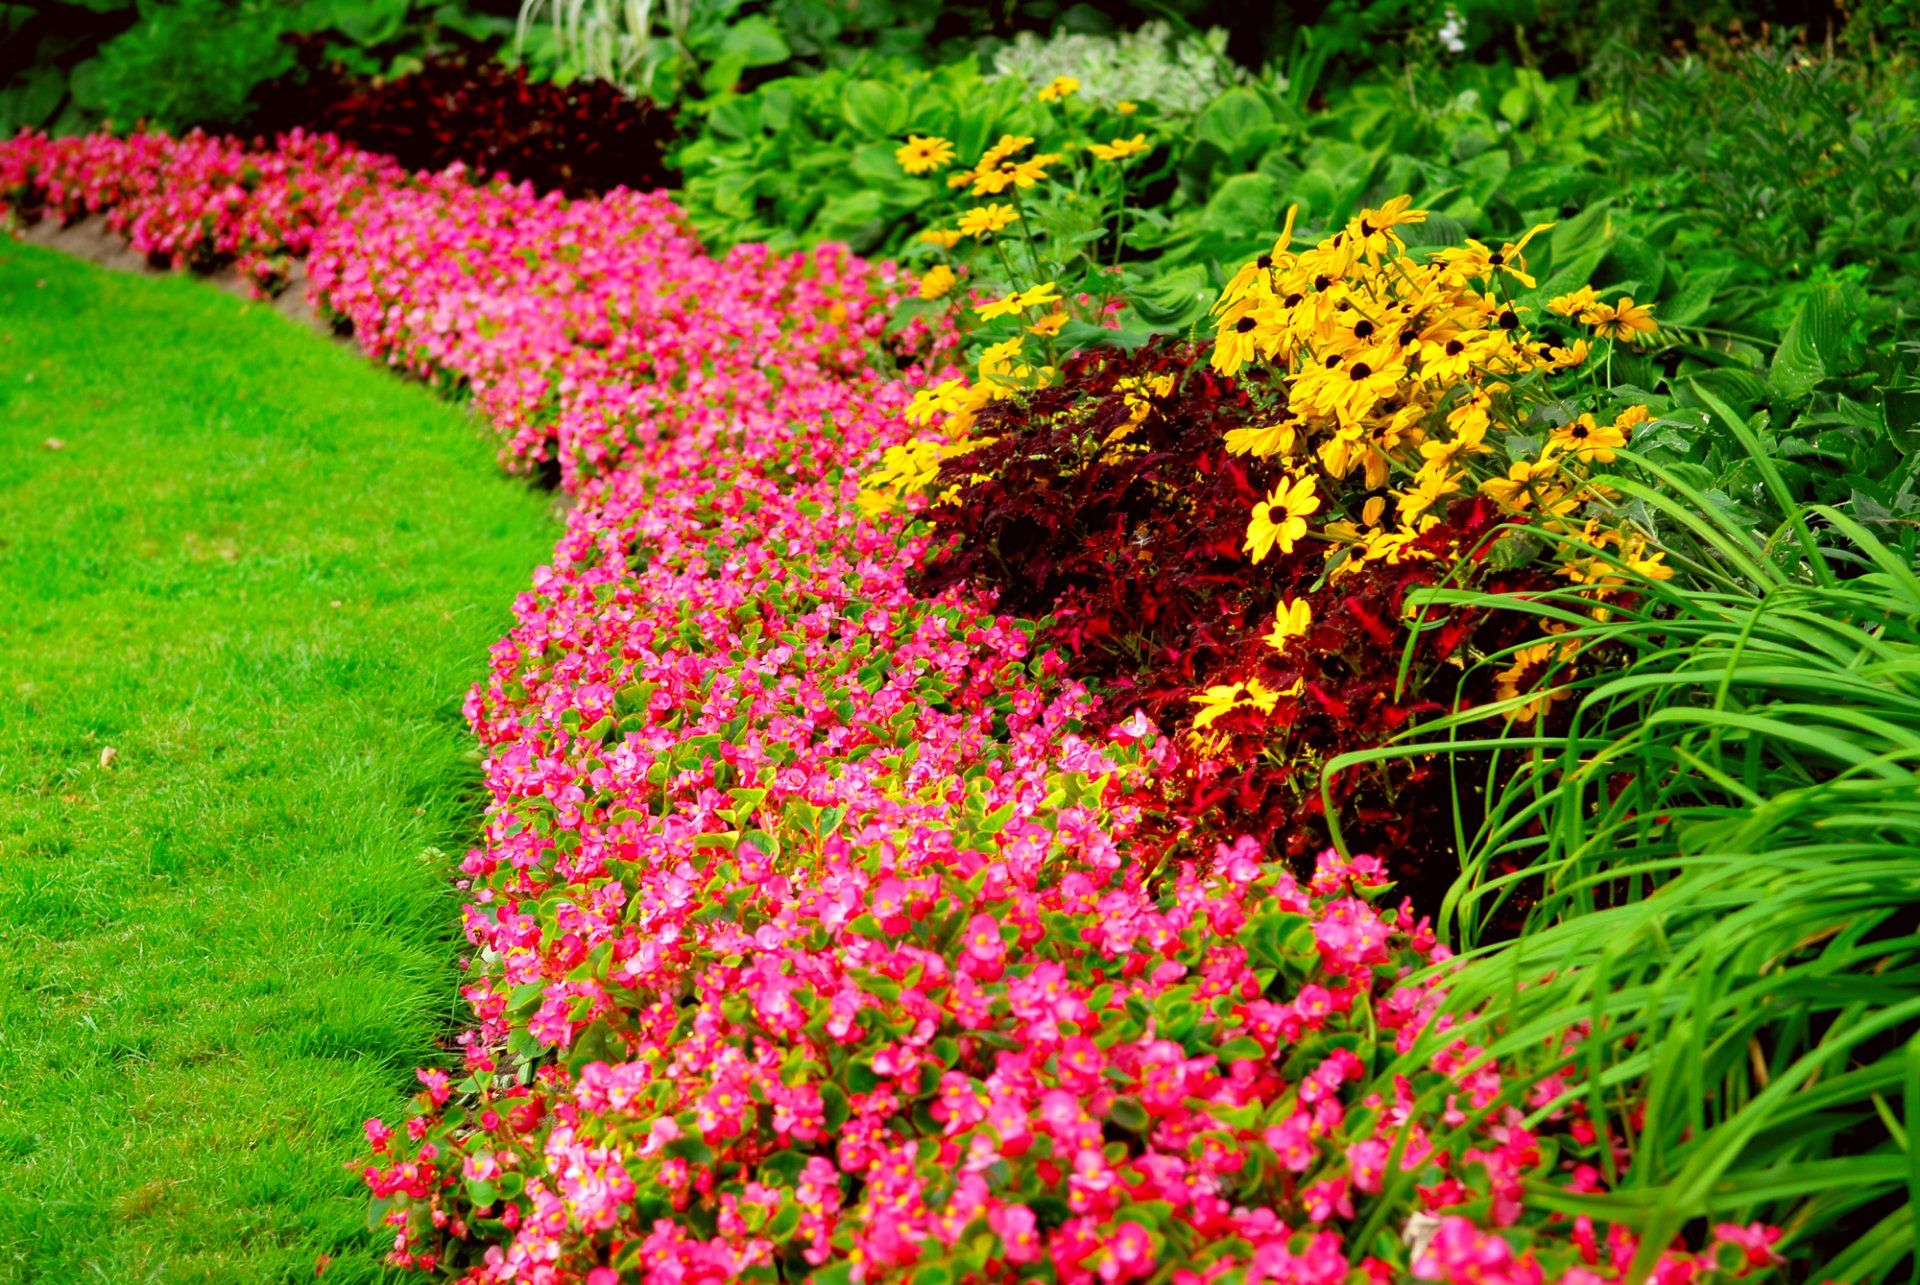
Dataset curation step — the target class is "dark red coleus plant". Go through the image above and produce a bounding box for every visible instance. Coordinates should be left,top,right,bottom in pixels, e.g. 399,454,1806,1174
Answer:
915,339,1556,907
244,41,677,199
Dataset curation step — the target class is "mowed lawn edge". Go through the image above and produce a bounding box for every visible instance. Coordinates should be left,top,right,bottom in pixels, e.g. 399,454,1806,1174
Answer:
0,241,553,1282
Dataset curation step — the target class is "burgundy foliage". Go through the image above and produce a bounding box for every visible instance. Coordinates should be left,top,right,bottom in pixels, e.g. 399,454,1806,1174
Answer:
243,42,676,198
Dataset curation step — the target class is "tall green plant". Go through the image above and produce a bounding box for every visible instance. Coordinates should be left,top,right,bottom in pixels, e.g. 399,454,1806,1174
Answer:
1331,396,1920,1279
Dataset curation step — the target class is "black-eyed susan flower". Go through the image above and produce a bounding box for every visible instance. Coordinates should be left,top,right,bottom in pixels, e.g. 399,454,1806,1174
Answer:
977,134,1034,170
1211,295,1282,376
971,152,1057,196
1294,352,1408,426
974,291,1027,321
917,264,957,301
1037,76,1080,102
1346,195,1427,259
1584,296,1658,344
1396,463,1463,523
1224,417,1301,459
1246,473,1321,562
1548,285,1598,320
1478,455,1562,512
1191,677,1286,730
1323,495,1388,548
1263,598,1312,653
1543,337,1590,370
1494,635,1579,722
957,204,1019,238
1439,223,1552,288
894,135,955,175
1016,281,1061,310
1088,134,1151,162
1027,311,1068,337
1548,412,1627,463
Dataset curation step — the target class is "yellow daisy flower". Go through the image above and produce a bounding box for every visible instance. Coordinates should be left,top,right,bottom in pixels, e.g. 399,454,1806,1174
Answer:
957,204,1019,238
894,135,956,175
1263,598,1313,653
1088,134,1151,161
917,264,957,301
1245,474,1321,563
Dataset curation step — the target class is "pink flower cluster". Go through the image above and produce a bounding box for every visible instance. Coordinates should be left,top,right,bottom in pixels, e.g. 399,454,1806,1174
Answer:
1,130,1783,1285
0,128,401,291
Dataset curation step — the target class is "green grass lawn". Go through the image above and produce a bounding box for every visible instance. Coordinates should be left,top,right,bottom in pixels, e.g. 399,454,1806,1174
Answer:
0,241,554,1282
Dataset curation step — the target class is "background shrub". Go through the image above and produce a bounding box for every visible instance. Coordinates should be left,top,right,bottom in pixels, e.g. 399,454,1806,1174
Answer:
0,0,519,135
243,43,678,196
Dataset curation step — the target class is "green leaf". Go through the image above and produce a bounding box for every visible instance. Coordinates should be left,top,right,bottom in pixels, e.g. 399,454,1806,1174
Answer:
1195,88,1279,168
841,80,907,138
1128,263,1211,329
1659,267,1732,328
331,0,409,46
663,1135,716,1165
758,1149,808,1184
1201,172,1286,236
1770,286,1845,400
1598,233,1664,298
1217,1037,1267,1063
704,97,761,142
700,52,749,95
1547,200,1614,270
1109,1096,1150,1131
820,1081,850,1131
1498,83,1532,126
717,15,790,68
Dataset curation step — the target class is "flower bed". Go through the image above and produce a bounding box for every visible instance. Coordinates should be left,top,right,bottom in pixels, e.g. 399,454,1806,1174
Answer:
0,131,1782,1284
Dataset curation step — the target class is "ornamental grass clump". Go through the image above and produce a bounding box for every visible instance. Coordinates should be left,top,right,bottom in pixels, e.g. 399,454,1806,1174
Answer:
1343,407,1920,1281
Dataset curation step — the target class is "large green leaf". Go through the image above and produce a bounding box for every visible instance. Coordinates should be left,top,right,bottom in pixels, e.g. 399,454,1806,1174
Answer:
1659,266,1733,328
1195,88,1279,169
1770,286,1846,400
1129,263,1212,330
716,15,790,68
1200,172,1285,236
840,79,906,139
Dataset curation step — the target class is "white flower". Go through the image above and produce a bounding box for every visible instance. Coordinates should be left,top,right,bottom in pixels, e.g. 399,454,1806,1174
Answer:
1403,1210,1445,1259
